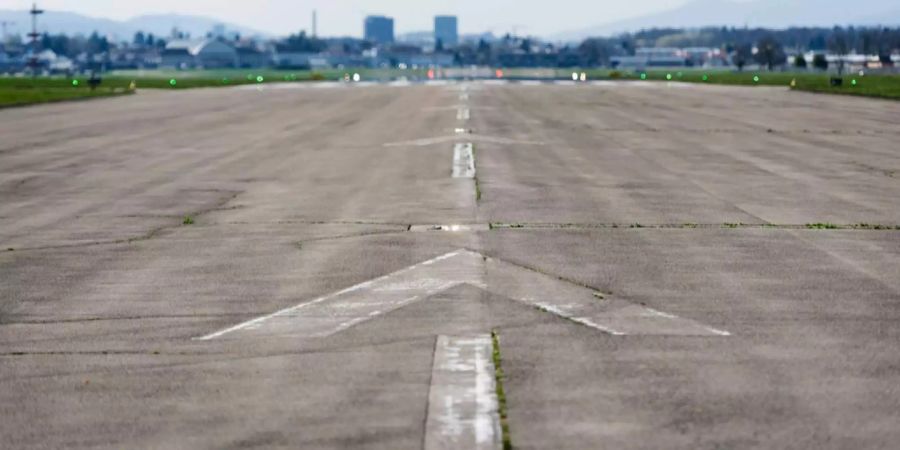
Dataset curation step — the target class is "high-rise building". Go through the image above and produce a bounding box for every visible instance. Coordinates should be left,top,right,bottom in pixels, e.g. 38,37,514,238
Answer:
364,16,394,45
434,16,458,48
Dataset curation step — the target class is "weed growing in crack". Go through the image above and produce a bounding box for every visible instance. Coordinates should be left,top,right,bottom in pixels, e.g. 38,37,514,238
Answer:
806,223,838,230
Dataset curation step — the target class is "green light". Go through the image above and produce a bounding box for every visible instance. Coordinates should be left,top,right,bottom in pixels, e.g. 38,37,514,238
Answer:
71,79,79,86
666,73,673,80
256,76,264,83
851,79,858,86
222,78,230,84
753,75,760,83
169,79,177,86
640,73,647,80
702,74,709,81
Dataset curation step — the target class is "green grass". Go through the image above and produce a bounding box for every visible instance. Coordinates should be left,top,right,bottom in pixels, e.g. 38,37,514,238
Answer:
182,216,195,225
0,68,427,107
107,67,427,90
0,78,131,108
553,68,900,100
491,331,513,450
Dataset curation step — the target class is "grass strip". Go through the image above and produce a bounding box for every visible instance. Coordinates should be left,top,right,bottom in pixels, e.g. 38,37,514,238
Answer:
492,330,512,450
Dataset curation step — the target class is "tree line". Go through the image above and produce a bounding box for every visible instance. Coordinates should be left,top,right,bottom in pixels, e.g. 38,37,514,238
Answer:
575,26,900,67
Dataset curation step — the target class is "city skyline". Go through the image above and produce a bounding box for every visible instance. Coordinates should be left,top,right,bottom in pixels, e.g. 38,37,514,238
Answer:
0,0,693,37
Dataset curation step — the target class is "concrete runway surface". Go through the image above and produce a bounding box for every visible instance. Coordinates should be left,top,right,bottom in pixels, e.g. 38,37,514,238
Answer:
1,80,899,449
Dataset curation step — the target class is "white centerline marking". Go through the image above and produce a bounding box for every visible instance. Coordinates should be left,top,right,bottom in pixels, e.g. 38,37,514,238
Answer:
452,143,476,179
425,335,502,450
453,144,475,178
457,108,470,121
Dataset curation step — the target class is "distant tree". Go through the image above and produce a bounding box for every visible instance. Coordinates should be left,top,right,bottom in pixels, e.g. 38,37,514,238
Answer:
520,38,532,53
578,38,613,67
435,38,444,52
754,35,786,70
828,28,849,75
620,36,636,56
40,33,72,56
87,32,109,54
812,53,829,71
476,39,491,65
146,33,155,47
732,43,753,71
281,31,327,53
133,31,145,46
808,34,827,51
794,54,807,69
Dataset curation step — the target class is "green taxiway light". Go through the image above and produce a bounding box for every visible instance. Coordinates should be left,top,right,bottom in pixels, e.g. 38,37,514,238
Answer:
222,78,230,84
71,79,79,86
702,74,709,81
851,79,858,86
256,76,264,83
753,75,760,83
640,73,647,80
169,79,177,86
666,73,673,80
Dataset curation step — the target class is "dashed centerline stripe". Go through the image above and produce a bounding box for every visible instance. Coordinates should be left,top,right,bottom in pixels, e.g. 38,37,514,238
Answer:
424,335,503,450
452,143,476,179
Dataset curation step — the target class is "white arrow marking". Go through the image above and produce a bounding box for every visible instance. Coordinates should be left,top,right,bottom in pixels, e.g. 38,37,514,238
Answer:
425,335,502,450
453,143,476,179
196,250,730,340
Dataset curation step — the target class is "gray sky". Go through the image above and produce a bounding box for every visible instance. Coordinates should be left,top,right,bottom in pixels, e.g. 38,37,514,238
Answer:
0,0,692,36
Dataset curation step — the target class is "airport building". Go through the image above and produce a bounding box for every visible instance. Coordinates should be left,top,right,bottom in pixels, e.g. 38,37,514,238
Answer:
434,16,459,47
364,16,395,45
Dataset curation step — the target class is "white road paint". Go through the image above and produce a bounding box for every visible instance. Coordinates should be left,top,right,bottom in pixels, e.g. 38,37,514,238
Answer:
383,134,542,148
452,143,476,179
457,108,471,121
459,93,470,101
424,335,502,450
197,249,731,340
410,224,491,232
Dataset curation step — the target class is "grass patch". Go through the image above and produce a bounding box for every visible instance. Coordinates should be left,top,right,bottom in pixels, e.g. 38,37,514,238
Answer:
560,69,900,100
0,79,131,108
0,68,428,106
182,216,195,225
472,145,482,203
491,330,513,450
806,222,839,229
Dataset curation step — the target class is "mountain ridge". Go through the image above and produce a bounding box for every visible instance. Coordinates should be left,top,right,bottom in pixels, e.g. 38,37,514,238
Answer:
0,9,267,40
553,0,900,41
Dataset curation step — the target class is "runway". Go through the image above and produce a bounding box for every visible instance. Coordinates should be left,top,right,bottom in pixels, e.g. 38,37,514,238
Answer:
1,80,899,449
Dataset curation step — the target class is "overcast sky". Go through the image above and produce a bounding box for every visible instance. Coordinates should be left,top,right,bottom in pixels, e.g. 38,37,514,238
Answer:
0,0,694,36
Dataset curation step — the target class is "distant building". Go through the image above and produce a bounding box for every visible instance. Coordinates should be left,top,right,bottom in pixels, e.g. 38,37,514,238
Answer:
434,16,458,47
236,45,270,68
611,47,688,69
161,39,238,69
364,16,394,45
